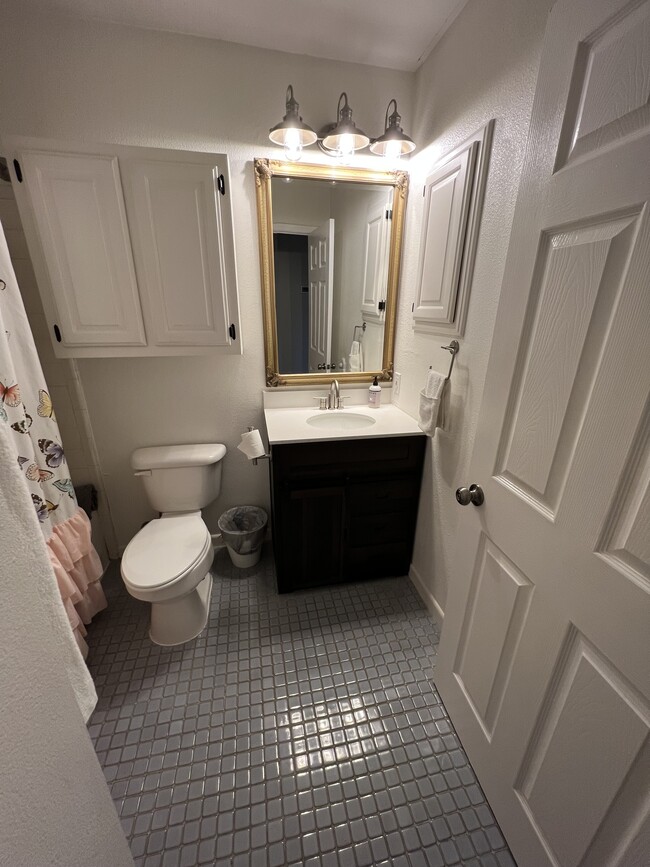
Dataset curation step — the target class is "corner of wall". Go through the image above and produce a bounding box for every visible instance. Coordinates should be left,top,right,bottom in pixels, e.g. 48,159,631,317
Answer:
409,561,444,625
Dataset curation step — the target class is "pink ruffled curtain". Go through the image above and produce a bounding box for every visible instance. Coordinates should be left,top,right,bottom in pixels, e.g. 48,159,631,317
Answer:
48,509,107,658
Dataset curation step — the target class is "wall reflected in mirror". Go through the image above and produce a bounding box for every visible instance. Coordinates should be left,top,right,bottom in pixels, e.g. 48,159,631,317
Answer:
272,176,393,375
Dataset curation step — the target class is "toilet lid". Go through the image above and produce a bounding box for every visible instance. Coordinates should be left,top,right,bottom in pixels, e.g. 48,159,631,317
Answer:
122,515,211,589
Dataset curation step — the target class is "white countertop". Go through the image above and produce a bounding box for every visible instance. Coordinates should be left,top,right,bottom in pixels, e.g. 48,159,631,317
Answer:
263,403,423,445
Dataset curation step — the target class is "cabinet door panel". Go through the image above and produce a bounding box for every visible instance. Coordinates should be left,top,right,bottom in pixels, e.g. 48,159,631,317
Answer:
21,151,146,346
281,484,345,590
413,142,477,328
348,511,414,545
348,477,421,514
344,541,411,579
121,158,233,347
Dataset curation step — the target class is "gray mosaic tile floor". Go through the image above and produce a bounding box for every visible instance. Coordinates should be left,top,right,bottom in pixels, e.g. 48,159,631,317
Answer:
87,546,515,867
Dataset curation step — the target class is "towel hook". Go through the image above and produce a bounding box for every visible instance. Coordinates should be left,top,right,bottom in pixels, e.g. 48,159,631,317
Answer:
353,322,367,341
430,339,459,381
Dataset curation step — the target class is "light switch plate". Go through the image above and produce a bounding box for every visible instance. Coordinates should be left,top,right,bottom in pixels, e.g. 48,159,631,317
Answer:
393,372,402,399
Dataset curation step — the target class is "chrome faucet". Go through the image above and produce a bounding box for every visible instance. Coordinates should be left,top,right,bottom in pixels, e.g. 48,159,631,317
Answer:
327,379,340,409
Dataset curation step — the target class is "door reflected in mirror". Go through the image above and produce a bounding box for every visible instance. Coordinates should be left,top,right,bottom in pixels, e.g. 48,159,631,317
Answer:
255,159,408,387
272,177,393,375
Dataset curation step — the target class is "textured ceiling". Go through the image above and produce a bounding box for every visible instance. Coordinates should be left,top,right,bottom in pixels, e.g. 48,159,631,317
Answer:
16,0,469,71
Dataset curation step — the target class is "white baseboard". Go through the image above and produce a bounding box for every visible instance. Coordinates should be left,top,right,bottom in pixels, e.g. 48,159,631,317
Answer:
409,563,444,625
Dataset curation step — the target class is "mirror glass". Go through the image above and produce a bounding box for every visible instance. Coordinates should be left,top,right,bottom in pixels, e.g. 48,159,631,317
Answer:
255,159,408,387
271,176,393,375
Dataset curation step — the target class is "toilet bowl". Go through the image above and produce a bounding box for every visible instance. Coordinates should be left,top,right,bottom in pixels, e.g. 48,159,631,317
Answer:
121,513,214,645
120,443,226,646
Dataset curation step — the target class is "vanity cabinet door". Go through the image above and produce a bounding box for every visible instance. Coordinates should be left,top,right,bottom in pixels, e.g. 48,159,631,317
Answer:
271,436,425,592
275,482,346,592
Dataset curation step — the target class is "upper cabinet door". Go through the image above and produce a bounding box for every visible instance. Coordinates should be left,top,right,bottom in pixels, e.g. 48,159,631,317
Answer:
20,151,146,346
413,142,477,331
120,156,239,349
361,201,390,322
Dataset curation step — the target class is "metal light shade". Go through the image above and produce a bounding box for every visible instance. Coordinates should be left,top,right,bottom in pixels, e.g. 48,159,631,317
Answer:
369,99,416,157
269,85,318,148
321,93,370,153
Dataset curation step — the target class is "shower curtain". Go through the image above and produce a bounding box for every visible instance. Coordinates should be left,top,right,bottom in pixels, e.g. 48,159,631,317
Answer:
0,219,106,662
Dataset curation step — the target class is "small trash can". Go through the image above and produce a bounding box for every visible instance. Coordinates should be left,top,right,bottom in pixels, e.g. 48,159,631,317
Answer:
218,506,268,568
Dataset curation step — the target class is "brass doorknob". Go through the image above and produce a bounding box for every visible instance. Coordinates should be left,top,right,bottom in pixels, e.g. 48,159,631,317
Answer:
456,484,484,507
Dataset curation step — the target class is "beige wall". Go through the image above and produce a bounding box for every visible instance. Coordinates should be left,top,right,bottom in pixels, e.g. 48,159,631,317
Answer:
0,5,411,551
0,0,557,596
393,0,556,615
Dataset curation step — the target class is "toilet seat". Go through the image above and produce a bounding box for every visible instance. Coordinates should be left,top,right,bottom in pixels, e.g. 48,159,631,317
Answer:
121,514,212,600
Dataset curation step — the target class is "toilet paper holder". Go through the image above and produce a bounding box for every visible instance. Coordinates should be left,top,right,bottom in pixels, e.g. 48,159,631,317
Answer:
247,426,270,466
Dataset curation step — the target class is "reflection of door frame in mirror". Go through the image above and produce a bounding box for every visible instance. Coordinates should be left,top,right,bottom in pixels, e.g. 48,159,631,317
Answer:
254,158,408,386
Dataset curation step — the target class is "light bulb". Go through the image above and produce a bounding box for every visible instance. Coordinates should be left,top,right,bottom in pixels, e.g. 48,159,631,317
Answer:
384,139,403,160
283,128,303,162
335,133,355,164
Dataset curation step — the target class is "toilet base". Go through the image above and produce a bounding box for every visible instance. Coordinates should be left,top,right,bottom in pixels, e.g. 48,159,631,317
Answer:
149,571,213,646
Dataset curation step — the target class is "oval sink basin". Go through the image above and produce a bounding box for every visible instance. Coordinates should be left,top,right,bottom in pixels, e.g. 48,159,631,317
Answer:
307,412,377,431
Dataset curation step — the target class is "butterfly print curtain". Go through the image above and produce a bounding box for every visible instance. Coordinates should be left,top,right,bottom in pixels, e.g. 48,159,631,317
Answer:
0,218,106,661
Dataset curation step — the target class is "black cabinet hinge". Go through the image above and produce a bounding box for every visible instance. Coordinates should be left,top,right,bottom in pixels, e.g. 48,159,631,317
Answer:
378,300,386,312
385,208,393,220
228,323,236,341
217,174,226,196
53,324,62,343
13,159,23,183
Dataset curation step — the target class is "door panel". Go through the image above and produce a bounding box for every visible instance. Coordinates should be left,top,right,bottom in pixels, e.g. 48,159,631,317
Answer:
514,627,649,867
436,1,650,864
361,200,389,321
454,535,534,739
308,219,334,371
413,143,476,327
120,158,231,346
20,151,145,346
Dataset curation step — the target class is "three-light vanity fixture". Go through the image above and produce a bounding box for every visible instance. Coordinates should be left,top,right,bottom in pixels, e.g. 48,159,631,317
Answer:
269,85,416,162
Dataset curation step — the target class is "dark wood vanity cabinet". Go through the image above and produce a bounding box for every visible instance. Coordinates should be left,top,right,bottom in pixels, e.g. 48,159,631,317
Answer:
270,435,426,593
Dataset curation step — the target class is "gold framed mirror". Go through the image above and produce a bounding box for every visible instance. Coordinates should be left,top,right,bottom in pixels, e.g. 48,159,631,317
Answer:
254,158,408,386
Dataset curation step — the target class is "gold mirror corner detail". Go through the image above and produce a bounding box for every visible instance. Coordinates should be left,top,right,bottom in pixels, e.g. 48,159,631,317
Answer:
254,158,408,387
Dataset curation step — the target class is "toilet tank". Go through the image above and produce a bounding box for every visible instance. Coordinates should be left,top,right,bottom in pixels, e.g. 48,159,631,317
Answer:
131,444,227,513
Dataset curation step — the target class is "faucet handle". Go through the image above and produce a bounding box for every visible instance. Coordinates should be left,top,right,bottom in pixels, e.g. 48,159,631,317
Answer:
336,395,348,409
312,396,328,410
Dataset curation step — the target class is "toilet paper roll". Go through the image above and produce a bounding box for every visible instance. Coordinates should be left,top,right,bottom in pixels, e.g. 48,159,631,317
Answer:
238,429,266,460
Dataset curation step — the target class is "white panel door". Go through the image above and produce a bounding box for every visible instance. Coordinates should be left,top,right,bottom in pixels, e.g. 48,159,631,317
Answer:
361,201,389,322
436,1,650,865
308,219,334,372
120,157,235,347
20,151,146,346
413,143,476,329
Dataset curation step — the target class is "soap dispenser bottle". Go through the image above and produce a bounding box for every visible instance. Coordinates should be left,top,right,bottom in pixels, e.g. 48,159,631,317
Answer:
368,376,382,408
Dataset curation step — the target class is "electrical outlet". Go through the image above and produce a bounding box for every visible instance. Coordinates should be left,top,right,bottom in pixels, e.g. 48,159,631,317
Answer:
393,372,402,399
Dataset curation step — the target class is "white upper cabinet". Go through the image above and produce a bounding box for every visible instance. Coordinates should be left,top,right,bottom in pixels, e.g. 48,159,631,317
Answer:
4,138,241,357
413,144,476,330
120,155,237,349
412,122,493,337
19,151,146,347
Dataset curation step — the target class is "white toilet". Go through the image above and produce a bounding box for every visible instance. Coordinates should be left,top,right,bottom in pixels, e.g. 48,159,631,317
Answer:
121,443,226,646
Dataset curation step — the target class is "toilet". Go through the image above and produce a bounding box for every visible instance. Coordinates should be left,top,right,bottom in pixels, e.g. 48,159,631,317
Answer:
121,443,226,646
